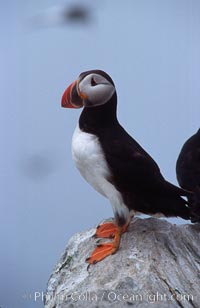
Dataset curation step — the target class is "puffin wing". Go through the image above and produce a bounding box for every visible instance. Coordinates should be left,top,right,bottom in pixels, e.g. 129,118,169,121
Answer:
101,127,188,197
176,147,200,189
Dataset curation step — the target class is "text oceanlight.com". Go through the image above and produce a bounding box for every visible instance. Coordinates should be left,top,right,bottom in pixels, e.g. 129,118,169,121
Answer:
27,291,194,304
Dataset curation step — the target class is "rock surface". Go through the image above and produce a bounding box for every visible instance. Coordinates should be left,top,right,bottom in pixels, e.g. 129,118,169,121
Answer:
45,218,200,308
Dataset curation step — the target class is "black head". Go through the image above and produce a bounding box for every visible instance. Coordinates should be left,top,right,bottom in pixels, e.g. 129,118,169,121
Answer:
61,69,116,109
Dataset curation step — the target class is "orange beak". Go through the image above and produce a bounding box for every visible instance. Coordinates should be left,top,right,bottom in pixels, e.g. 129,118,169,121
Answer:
61,80,84,109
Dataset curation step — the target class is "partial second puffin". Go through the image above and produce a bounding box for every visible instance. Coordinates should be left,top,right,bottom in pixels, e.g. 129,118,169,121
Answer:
176,129,200,222
61,69,193,264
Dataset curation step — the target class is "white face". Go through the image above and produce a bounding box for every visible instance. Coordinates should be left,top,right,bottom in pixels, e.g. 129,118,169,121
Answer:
78,73,115,107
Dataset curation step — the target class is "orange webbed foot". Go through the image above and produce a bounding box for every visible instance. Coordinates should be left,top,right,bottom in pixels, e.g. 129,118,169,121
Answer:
87,221,130,264
94,221,128,239
87,225,123,264
86,242,118,264
94,222,117,239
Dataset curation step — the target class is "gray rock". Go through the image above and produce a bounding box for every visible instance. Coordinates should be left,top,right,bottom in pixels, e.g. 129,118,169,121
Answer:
45,218,200,308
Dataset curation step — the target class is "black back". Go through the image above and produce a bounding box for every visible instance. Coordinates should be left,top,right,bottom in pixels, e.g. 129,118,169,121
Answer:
176,129,200,221
176,129,200,189
79,95,192,221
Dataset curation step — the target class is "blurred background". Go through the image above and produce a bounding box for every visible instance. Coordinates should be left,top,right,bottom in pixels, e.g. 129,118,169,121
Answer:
1,0,200,307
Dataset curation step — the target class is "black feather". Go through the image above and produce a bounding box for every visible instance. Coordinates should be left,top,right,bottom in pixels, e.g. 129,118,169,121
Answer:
176,129,200,222
80,94,191,221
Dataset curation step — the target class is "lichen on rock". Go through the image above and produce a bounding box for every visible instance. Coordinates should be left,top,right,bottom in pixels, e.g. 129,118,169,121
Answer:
45,218,200,308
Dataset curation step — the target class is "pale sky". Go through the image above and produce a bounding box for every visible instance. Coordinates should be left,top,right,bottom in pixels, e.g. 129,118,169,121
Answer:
1,1,200,307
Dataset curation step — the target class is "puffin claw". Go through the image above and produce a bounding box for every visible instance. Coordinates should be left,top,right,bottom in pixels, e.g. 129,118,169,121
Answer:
94,222,117,239
86,242,119,264
86,222,130,264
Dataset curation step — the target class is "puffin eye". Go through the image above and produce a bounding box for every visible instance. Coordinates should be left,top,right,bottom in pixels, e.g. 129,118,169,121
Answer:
91,77,97,87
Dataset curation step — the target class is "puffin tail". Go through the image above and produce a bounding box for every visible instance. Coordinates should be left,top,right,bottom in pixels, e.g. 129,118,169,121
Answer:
190,186,200,223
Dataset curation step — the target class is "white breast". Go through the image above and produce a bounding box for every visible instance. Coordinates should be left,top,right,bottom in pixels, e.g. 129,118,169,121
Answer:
71,125,131,222
72,126,111,197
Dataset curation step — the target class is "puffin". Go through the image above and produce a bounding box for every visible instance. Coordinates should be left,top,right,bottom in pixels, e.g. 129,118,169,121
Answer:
61,69,194,264
176,129,200,222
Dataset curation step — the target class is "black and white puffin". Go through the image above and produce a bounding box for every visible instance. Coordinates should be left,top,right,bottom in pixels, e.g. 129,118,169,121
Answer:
61,69,194,264
176,129,200,222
